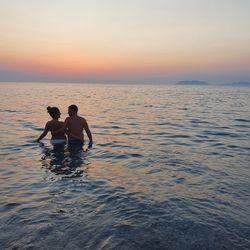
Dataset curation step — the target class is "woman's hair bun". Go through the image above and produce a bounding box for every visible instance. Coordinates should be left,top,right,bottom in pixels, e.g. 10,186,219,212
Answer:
46,106,59,118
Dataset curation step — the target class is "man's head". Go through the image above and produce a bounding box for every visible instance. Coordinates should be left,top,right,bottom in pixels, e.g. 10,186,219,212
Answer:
68,104,78,116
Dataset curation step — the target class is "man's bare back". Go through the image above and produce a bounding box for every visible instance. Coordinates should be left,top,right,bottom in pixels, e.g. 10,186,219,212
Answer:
63,104,93,145
65,115,88,141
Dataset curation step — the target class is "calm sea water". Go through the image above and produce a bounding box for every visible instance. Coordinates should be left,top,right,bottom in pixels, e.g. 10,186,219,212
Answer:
0,83,250,250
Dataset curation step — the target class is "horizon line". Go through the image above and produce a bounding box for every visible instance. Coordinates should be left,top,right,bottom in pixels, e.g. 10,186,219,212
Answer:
1,80,249,86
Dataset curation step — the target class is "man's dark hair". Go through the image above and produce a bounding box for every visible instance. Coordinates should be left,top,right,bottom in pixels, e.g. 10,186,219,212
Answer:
68,104,78,113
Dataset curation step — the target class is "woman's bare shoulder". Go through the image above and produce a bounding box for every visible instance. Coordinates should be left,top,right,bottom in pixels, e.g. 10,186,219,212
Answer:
46,120,52,126
49,120,63,128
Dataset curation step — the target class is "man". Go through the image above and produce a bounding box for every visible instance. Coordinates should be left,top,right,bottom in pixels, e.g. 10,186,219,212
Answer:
62,104,93,146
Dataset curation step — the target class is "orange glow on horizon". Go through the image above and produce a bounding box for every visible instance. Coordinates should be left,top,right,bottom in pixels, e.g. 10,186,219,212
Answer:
0,0,249,82
1,50,249,77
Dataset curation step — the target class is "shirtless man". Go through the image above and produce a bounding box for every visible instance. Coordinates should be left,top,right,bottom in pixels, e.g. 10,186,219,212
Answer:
62,104,93,146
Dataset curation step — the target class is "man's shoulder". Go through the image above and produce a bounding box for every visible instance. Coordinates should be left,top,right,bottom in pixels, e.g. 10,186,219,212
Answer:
76,116,87,127
64,116,71,122
77,115,86,122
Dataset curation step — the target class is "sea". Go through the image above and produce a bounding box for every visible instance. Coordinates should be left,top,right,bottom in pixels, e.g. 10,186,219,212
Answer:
0,82,250,250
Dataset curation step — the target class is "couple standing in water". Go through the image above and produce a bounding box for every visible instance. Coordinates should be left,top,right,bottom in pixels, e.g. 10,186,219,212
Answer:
36,104,92,147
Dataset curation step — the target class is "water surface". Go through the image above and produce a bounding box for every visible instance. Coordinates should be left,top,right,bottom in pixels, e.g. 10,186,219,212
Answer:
0,83,250,249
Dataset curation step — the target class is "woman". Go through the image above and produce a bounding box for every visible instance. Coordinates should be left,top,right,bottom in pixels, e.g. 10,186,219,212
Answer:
36,106,67,144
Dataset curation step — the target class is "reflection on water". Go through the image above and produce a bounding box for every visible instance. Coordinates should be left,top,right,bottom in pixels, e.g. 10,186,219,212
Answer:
39,142,91,178
0,83,250,250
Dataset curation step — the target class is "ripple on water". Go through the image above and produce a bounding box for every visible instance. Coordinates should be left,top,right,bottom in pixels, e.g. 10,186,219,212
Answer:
0,84,250,249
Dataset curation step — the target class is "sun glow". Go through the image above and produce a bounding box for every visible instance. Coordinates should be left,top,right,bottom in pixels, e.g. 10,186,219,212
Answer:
0,0,249,82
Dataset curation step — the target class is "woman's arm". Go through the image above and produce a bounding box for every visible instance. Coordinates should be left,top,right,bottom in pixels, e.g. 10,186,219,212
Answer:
36,123,49,142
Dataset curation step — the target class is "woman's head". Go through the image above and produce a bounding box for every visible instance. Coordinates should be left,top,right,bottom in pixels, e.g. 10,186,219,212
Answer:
47,106,61,119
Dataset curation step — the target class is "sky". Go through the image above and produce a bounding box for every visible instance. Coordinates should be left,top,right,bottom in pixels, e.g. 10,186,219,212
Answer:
0,0,250,84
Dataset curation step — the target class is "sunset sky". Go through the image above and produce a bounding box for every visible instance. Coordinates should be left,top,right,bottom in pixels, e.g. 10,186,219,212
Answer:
0,0,249,83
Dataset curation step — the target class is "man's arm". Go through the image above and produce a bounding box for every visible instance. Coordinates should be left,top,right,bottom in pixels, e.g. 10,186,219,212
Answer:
53,117,70,134
83,120,92,144
54,118,82,140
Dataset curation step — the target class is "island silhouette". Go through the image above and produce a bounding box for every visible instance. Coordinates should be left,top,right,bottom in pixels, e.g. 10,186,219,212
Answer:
176,80,209,85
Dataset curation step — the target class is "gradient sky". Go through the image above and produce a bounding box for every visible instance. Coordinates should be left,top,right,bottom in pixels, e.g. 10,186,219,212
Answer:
0,0,249,83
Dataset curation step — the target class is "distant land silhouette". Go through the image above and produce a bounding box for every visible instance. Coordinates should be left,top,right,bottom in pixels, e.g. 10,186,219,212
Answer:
176,80,209,85
225,81,250,87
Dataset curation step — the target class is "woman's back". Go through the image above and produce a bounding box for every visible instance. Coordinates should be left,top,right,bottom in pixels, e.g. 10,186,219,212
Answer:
36,106,66,144
46,120,66,139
